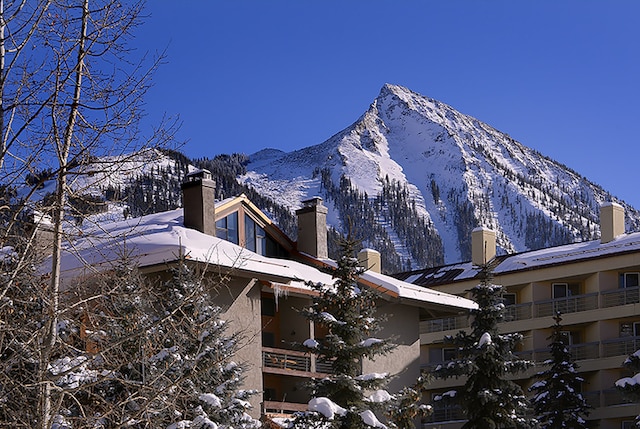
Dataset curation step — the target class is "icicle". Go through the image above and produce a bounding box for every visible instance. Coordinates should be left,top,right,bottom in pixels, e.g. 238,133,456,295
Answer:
272,283,289,311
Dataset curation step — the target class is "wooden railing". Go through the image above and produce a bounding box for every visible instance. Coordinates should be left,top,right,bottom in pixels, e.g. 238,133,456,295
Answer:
262,346,333,375
263,347,311,372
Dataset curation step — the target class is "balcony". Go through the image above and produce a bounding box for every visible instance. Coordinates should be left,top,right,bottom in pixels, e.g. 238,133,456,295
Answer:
421,315,469,333
602,286,640,308
263,400,308,416
602,336,640,358
422,404,464,425
422,288,640,334
262,347,332,377
528,341,600,363
534,293,599,318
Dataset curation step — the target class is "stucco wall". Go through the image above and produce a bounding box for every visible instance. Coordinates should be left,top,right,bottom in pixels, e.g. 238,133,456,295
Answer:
362,301,421,394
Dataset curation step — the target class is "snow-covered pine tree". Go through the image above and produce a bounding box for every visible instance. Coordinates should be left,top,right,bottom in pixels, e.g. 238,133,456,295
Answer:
292,237,398,428
432,263,535,429
50,255,260,428
529,312,591,428
615,346,640,426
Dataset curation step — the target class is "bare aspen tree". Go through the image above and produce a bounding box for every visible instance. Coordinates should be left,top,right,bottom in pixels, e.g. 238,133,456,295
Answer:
0,0,177,427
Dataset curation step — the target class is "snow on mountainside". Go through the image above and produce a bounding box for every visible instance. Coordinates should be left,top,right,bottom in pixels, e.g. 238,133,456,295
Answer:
239,84,640,269
16,86,639,275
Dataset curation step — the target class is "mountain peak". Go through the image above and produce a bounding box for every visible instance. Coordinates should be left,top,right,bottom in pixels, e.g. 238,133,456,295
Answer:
242,85,640,272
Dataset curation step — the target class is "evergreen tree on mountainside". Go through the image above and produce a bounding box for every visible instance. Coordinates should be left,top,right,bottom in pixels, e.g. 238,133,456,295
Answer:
318,168,444,273
431,264,535,429
292,237,413,428
195,154,298,238
529,313,590,429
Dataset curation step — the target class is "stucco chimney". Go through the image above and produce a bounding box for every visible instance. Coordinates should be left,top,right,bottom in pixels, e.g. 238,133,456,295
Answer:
181,169,216,236
472,227,496,266
295,197,328,259
358,248,381,273
600,202,625,244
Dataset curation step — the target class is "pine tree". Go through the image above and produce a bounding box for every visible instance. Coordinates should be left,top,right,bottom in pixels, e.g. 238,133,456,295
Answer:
432,264,535,429
49,257,260,428
292,237,398,428
529,312,590,428
615,346,640,426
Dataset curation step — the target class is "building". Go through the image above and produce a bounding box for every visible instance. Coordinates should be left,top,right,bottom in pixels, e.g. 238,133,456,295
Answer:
395,202,640,429
57,169,476,421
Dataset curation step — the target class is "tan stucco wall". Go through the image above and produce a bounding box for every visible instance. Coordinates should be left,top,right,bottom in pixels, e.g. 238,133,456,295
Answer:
211,276,264,418
362,301,421,394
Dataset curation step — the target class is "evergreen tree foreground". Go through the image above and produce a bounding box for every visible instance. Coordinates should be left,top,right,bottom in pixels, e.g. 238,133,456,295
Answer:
431,263,535,429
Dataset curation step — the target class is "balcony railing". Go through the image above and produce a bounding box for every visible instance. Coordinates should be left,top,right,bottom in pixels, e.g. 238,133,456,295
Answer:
503,302,533,322
535,293,599,318
530,342,600,363
263,400,308,416
602,336,640,358
422,404,464,424
263,347,312,373
602,286,640,308
422,287,640,334
421,315,469,333
262,347,333,375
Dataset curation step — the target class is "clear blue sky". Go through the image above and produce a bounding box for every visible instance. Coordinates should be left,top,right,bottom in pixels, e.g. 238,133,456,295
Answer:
137,1,640,208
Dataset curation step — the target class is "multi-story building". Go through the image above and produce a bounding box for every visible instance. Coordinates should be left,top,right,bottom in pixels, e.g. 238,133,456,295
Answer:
56,169,476,422
395,202,640,429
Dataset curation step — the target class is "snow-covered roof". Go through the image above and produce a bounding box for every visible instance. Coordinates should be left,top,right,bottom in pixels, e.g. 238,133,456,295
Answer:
494,231,640,273
397,231,640,287
55,208,476,312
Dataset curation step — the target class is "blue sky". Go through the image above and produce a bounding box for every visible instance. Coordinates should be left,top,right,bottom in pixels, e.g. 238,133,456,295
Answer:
138,1,640,208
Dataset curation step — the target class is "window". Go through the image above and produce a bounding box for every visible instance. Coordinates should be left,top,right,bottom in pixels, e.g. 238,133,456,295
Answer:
623,272,640,288
262,332,275,347
215,212,238,244
429,347,456,363
552,282,579,298
553,283,569,298
622,421,635,429
442,348,457,361
559,331,580,346
503,293,516,306
245,214,266,255
262,296,276,317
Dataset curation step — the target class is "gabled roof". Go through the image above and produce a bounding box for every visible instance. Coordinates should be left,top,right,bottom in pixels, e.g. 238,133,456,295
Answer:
55,206,476,312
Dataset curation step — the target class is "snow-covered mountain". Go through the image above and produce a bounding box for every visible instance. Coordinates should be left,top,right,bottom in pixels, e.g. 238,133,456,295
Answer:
16,84,640,274
238,84,640,269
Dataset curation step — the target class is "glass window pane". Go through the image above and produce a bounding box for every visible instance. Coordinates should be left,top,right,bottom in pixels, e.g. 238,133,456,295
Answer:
256,225,266,255
227,212,238,244
553,283,568,298
245,214,256,252
625,273,640,288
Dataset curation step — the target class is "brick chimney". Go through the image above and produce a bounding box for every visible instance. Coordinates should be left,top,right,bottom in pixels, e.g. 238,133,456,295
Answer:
358,248,381,273
600,202,625,244
181,169,216,236
295,197,328,259
472,227,496,266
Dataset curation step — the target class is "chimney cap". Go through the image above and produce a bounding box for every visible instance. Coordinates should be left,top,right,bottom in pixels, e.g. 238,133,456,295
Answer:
601,201,623,209
301,197,324,207
186,169,213,182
